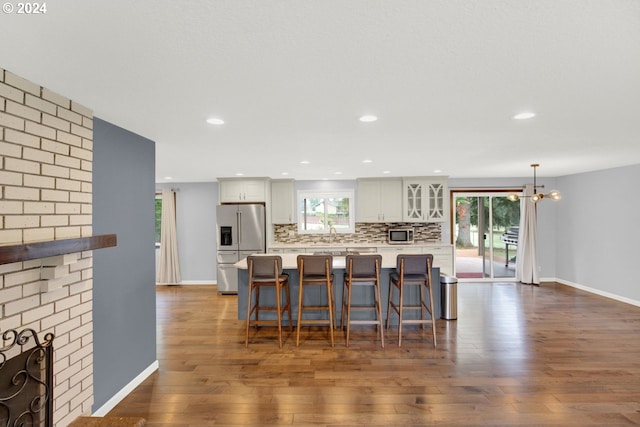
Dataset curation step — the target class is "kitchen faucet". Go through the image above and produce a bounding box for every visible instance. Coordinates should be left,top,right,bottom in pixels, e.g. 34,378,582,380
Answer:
329,226,337,245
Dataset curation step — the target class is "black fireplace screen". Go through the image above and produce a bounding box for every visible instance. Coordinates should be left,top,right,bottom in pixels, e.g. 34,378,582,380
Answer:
0,329,54,427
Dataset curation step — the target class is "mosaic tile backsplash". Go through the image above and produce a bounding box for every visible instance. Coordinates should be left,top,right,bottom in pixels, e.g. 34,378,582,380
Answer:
273,222,442,245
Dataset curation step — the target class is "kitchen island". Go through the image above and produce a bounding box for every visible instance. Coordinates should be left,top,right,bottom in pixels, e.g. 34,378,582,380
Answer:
235,253,442,325
268,242,454,275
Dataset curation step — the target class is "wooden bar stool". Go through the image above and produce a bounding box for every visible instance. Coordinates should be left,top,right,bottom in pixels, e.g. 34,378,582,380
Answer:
340,254,385,348
296,254,335,347
386,254,437,347
245,255,292,348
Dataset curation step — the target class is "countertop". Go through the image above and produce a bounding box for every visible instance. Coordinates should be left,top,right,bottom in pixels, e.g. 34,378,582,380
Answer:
236,252,413,270
268,242,451,249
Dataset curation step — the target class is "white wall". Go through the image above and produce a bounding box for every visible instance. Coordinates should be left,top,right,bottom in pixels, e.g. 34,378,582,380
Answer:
156,182,217,283
556,164,640,303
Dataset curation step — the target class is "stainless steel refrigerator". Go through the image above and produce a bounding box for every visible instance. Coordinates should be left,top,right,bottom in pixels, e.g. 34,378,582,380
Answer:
216,204,266,293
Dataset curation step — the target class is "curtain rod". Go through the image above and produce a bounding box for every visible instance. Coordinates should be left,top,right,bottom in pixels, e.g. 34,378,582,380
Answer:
450,185,544,190
450,186,521,190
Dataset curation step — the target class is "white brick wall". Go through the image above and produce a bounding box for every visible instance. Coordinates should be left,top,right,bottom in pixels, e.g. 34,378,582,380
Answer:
0,67,94,427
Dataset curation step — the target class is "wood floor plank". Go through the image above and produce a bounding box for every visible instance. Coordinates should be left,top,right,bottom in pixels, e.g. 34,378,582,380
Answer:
107,283,640,426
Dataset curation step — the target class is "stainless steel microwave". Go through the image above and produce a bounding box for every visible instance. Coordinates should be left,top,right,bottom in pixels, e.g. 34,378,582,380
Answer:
388,228,414,244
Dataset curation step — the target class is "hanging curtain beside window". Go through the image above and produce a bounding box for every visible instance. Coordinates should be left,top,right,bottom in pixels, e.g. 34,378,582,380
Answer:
157,188,181,284
516,184,539,285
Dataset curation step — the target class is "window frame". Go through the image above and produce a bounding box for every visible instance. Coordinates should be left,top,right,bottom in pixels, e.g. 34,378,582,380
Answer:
297,189,355,234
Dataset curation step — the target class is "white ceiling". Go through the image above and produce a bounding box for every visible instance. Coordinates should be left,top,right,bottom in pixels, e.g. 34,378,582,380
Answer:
2,0,639,182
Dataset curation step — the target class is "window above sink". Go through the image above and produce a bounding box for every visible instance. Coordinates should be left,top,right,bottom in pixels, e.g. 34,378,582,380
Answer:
297,190,355,234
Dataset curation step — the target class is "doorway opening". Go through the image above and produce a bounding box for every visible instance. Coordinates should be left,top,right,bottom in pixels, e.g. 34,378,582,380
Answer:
453,191,520,280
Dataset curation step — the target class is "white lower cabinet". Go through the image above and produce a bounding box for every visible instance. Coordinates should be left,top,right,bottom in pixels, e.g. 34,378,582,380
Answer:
283,248,304,254
421,246,454,276
266,248,309,254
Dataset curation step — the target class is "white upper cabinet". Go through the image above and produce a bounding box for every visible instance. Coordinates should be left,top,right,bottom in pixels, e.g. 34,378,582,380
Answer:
271,179,295,224
357,179,402,223
402,177,448,222
427,180,447,221
219,179,267,203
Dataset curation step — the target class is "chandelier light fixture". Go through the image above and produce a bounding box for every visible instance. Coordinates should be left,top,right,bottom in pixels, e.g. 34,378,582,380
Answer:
508,163,561,203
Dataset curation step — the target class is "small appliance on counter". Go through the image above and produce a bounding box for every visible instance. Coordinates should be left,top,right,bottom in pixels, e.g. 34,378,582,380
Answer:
216,204,265,293
388,227,414,244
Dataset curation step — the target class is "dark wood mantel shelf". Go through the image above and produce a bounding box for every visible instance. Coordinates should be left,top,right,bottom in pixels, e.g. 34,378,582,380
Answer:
0,234,117,265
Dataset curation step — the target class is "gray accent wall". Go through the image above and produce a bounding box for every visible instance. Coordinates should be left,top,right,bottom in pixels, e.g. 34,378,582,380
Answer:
156,182,218,282
556,164,640,302
92,118,157,411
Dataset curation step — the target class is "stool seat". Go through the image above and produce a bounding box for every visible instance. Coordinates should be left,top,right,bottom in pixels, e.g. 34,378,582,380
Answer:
252,273,289,282
296,254,335,347
300,274,332,282
389,272,428,282
341,254,385,348
386,254,437,347
245,255,292,348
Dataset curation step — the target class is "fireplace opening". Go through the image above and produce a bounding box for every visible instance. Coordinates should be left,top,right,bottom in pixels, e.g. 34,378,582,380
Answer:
0,329,54,427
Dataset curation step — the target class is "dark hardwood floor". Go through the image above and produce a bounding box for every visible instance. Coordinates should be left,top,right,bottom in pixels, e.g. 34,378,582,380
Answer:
108,282,640,426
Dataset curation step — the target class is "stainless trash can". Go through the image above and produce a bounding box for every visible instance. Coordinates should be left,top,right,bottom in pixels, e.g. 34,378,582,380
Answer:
440,275,458,320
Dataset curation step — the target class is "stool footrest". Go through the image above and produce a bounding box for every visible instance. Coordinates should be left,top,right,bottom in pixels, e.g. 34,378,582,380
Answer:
348,305,379,310
300,305,331,311
347,319,382,325
298,319,333,325
396,319,435,324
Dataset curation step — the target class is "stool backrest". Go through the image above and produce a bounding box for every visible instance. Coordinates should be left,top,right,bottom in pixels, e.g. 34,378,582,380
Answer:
396,254,433,275
297,254,333,275
247,255,282,279
346,254,382,276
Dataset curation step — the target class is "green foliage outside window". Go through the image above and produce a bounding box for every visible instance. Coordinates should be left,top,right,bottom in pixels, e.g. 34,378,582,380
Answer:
155,197,162,243
456,195,520,249
298,191,354,233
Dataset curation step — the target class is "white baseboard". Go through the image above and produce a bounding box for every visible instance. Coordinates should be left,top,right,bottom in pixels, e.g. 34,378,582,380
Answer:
555,278,640,308
92,360,159,416
155,280,217,286
179,280,217,285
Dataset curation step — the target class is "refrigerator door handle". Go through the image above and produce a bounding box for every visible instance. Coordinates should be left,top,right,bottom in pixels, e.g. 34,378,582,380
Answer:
237,211,242,245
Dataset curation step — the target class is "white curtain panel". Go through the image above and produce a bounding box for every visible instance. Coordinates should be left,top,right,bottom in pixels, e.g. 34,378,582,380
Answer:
515,184,540,285
157,188,182,284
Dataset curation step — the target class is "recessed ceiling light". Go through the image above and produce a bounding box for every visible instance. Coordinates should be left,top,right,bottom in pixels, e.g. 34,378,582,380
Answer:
383,170,391,174
335,172,342,175
300,160,310,165
164,176,172,180
362,159,373,164
206,117,225,125
433,169,442,174
513,112,536,120
235,172,244,176
359,115,378,123
281,172,289,176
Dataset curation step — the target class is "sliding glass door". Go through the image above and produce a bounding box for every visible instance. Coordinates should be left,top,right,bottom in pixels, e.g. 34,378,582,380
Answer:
453,193,520,280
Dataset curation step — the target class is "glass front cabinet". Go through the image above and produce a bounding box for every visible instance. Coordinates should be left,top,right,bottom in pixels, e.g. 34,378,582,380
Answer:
402,178,448,222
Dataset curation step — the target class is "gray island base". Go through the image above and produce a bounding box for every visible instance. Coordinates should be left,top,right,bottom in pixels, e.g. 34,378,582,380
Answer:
235,253,441,327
